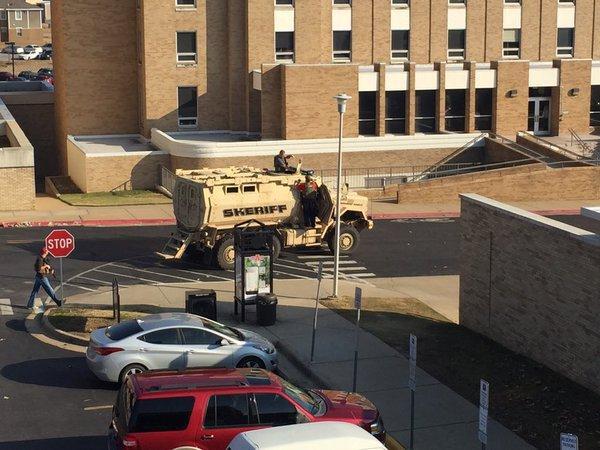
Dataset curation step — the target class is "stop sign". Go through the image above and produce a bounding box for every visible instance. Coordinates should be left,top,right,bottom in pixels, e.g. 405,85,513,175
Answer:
45,229,75,258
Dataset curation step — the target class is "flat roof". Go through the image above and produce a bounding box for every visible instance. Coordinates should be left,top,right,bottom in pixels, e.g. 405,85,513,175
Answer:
70,135,166,157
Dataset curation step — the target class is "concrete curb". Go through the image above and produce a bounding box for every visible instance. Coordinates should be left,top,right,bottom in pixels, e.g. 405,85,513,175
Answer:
42,308,89,347
24,311,86,354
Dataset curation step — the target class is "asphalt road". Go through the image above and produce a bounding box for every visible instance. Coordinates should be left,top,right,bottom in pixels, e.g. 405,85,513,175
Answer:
0,216,585,448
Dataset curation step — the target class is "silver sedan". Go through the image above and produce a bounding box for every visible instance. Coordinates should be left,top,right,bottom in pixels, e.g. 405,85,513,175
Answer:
86,313,277,383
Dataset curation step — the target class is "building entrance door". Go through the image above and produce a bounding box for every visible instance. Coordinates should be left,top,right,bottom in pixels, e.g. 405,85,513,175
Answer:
527,98,551,135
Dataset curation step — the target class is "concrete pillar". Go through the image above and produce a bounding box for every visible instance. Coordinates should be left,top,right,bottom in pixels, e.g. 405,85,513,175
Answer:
436,61,446,133
376,63,387,136
406,62,416,135
465,61,477,133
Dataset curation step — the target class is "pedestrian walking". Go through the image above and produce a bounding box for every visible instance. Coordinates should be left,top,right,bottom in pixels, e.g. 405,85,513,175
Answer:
26,247,62,309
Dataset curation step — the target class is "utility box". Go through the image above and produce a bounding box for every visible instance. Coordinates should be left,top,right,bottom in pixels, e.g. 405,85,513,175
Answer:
185,289,217,321
233,219,275,323
256,293,278,326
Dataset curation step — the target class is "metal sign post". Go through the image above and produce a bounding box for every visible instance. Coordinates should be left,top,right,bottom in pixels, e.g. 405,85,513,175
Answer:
310,262,324,363
112,277,121,323
479,380,490,449
560,433,579,450
352,287,362,392
409,334,417,450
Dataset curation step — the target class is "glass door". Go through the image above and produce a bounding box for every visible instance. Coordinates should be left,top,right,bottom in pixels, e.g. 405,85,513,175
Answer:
527,98,551,135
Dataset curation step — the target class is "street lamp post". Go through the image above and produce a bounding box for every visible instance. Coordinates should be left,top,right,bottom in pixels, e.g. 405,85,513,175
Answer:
332,93,351,298
7,42,15,78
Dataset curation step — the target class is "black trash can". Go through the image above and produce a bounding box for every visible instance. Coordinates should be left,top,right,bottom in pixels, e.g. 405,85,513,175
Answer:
186,289,217,321
256,293,277,326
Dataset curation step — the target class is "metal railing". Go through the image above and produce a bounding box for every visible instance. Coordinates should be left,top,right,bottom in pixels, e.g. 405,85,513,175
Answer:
160,166,177,195
315,164,477,189
569,128,595,158
517,131,588,161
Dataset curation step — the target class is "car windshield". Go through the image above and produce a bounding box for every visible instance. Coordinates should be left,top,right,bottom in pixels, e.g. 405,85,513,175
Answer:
279,377,325,416
105,320,143,341
201,320,242,340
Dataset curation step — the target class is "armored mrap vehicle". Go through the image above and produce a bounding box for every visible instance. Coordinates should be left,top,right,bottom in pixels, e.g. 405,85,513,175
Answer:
159,166,373,270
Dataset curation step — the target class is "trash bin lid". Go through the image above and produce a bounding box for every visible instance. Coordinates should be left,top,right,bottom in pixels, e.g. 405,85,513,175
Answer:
257,293,278,305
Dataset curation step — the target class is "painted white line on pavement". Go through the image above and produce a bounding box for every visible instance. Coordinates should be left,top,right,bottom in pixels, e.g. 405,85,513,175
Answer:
77,276,113,286
63,283,96,292
95,269,159,285
296,255,347,260
325,266,368,272
169,267,232,282
305,260,357,266
83,405,113,411
109,263,209,283
0,298,13,316
274,261,322,276
273,270,312,280
346,272,376,278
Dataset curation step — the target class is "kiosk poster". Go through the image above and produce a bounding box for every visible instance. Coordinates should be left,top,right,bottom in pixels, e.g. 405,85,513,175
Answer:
244,254,271,300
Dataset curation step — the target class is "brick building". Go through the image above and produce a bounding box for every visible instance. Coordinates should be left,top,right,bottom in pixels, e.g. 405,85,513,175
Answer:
52,0,600,190
0,0,44,45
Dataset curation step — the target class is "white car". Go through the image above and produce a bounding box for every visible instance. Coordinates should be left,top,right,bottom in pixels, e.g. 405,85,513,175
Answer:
228,422,387,450
14,49,37,60
24,44,43,54
2,45,23,54
86,312,278,383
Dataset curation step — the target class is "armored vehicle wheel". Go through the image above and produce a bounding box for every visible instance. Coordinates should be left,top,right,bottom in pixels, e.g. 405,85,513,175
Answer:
215,236,235,270
327,224,360,255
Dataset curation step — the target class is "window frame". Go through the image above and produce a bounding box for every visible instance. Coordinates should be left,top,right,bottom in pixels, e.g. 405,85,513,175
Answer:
447,29,466,60
175,0,197,8
180,327,222,346
391,0,409,7
332,30,352,62
138,327,183,345
502,28,521,59
358,91,377,136
444,89,466,132
204,394,257,429
414,90,437,133
176,31,197,64
475,88,493,132
590,85,600,127
14,10,23,21
556,27,574,58
385,91,406,135
129,397,195,433
177,86,198,128
391,29,409,61
275,31,295,62
275,0,295,5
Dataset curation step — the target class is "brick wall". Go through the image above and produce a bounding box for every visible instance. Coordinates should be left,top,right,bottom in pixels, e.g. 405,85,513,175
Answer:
52,0,139,174
492,60,529,137
396,165,600,204
281,64,359,140
0,167,35,210
552,59,592,135
8,28,44,46
459,194,600,395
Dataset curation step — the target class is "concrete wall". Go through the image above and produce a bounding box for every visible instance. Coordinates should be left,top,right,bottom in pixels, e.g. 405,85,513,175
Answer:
0,166,35,210
396,165,600,204
459,194,600,395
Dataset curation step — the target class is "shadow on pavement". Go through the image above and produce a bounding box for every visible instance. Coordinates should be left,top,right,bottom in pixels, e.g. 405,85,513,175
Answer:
0,435,107,450
1,356,118,391
4,319,27,332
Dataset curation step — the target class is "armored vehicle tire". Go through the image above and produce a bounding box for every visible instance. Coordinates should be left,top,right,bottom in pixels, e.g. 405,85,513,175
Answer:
327,224,360,254
216,236,236,270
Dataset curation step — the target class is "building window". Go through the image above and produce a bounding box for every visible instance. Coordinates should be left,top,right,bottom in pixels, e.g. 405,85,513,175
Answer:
557,28,574,57
176,0,196,7
178,87,198,127
333,0,351,4
504,0,520,3
275,31,294,61
276,0,294,4
415,90,437,133
392,0,409,5
502,29,520,58
386,91,406,134
359,92,376,136
445,90,465,132
0,11,6,20
558,0,575,3
391,30,409,60
448,29,465,60
448,0,465,3
14,10,22,21
16,27,22,36
333,30,351,61
590,86,600,127
176,32,197,63
475,89,493,131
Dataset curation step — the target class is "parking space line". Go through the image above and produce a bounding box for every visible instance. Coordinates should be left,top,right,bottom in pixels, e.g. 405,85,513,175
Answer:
83,405,113,411
95,269,159,285
109,263,210,283
296,255,346,260
346,273,376,278
63,283,96,292
0,298,13,316
274,261,322,276
77,276,113,286
273,270,312,280
170,267,232,282
305,260,357,266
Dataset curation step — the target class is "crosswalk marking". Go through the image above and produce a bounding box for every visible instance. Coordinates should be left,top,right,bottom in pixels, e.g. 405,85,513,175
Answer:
305,260,358,266
346,272,376,278
0,298,13,316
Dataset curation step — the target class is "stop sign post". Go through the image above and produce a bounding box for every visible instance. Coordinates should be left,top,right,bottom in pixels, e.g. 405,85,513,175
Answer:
45,229,75,303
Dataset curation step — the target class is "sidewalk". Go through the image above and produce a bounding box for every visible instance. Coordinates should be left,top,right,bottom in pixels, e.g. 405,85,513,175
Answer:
64,278,533,450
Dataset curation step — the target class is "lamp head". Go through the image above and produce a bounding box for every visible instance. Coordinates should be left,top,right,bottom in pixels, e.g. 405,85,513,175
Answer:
334,93,352,114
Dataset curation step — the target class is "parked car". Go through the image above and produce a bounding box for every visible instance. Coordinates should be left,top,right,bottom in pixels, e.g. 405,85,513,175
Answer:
2,45,23,54
18,70,37,80
32,74,54,85
42,42,52,52
37,67,53,76
0,72,14,81
15,48,37,60
86,313,278,383
228,422,387,450
38,49,52,60
107,368,386,450
24,44,43,54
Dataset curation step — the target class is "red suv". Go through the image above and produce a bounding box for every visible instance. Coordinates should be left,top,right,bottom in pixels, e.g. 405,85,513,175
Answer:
108,368,385,450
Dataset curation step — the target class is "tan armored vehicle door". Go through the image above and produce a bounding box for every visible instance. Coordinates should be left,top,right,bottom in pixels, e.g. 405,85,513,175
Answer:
317,184,334,226
173,178,205,232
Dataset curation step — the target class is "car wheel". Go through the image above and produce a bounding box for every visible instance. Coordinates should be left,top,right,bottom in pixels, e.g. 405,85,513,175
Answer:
119,364,147,383
215,236,235,270
327,224,360,255
236,356,266,369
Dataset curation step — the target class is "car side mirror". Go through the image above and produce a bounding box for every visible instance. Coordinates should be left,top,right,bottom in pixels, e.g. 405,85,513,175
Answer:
220,339,230,346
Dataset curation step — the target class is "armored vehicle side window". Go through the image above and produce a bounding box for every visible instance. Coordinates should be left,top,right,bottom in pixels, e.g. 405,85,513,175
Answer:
242,185,256,193
226,186,239,194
